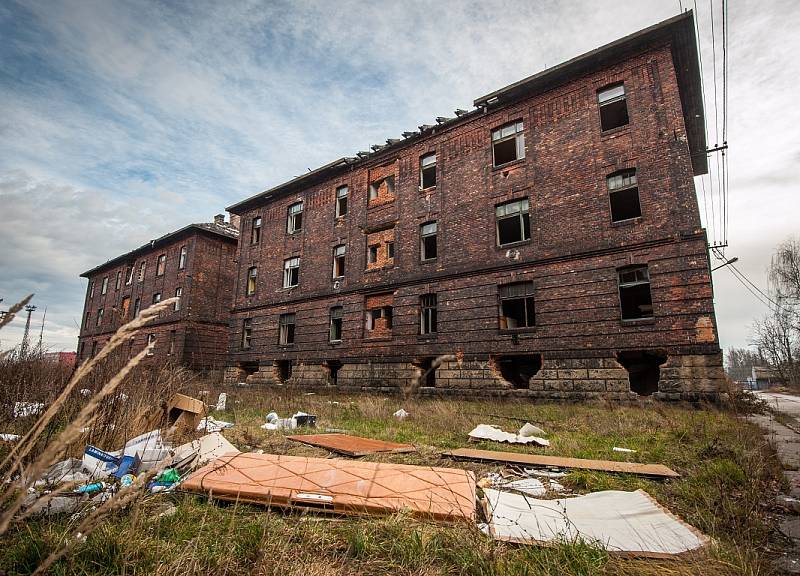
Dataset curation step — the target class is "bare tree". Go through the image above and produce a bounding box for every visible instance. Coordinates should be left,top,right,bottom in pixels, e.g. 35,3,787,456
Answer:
724,346,762,381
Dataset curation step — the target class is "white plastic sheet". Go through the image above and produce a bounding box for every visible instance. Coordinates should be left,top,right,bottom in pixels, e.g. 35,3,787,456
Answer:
468,424,549,447
482,488,708,557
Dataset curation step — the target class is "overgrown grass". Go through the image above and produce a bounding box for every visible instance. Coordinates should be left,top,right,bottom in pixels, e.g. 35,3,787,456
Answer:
0,386,787,575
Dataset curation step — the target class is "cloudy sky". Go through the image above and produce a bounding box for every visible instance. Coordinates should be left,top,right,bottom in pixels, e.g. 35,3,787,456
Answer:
0,0,797,353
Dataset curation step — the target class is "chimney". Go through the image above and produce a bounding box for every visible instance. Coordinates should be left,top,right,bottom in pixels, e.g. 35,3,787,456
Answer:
214,214,225,225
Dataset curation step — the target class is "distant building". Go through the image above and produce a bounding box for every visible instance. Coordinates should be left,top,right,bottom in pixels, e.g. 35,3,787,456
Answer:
42,351,76,366
221,12,725,401
746,366,785,390
77,215,238,371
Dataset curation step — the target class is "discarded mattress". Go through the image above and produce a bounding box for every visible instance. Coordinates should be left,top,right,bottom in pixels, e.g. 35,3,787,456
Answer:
445,448,679,478
285,433,415,456
181,452,475,522
482,488,708,558
468,424,549,447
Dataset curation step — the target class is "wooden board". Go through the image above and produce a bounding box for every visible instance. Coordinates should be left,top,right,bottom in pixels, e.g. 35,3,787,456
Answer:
181,452,475,522
286,433,415,457
443,448,679,478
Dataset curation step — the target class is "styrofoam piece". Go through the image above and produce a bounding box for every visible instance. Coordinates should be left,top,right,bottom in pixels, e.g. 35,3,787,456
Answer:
215,393,227,411
197,416,234,433
482,488,708,557
468,424,549,447
518,423,547,437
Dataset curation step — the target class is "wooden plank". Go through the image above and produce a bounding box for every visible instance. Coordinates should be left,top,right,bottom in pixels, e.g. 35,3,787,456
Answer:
443,448,680,478
182,452,475,522
286,433,416,457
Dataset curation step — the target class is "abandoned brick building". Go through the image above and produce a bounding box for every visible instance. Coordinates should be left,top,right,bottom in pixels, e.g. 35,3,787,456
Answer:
223,11,724,400
78,216,238,371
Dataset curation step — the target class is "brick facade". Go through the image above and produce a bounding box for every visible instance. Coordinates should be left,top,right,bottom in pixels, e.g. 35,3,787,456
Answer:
77,218,238,372
221,14,723,401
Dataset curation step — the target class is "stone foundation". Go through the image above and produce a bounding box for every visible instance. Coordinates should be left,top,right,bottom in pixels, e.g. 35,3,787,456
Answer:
223,352,725,402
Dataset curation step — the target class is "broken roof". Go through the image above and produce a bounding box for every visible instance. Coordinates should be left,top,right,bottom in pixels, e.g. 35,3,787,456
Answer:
80,221,239,278
227,11,706,215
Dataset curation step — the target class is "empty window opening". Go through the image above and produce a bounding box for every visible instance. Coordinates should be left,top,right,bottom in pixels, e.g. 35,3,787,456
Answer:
251,216,262,244
246,266,258,295
156,254,166,276
386,241,395,261
115,271,122,290
329,306,343,342
279,313,296,345
499,282,535,329
174,287,182,311
240,361,259,378
101,276,108,295
335,186,348,217
89,280,95,298
616,351,667,396
493,354,542,389
420,293,437,335
326,360,342,385
413,357,437,387
420,153,436,189
121,296,130,319
152,292,161,304
496,199,530,245
369,175,395,201
598,83,629,131
276,360,292,382
287,201,303,233
138,261,146,282
607,169,641,221
96,308,104,326
367,244,379,264
333,245,346,278
146,333,156,355
133,298,141,318
492,120,525,166
178,246,187,270
284,257,300,288
420,221,437,261
618,265,653,320
168,330,176,356
125,266,134,285
242,318,253,349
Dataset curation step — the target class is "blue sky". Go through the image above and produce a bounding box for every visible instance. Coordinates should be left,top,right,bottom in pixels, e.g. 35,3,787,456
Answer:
1,0,799,352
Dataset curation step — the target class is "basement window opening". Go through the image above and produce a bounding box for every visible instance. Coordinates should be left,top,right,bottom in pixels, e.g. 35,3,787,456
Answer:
496,198,530,246
607,169,641,222
420,153,436,189
240,362,258,377
499,281,535,329
413,357,437,387
618,265,653,320
276,360,292,382
598,83,629,131
494,354,542,389
616,351,666,396
326,359,343,385
278,313,296,345
492,120,525,166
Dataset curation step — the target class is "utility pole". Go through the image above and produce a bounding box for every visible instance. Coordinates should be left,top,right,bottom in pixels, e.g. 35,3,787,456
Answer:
38,306,47,348
22,304,37,353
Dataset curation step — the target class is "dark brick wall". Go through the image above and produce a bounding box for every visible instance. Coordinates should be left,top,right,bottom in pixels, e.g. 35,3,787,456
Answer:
77,229,236,370
225,40,719,385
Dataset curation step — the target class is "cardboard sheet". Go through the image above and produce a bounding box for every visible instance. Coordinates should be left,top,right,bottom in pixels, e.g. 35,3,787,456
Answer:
181,452,475,522
444,448,679,478
286,433,415,456
482,488,708,558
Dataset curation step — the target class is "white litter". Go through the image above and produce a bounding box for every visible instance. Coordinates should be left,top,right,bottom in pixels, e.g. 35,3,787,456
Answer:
468,424,549,447
393,408,409,419
523,468,568,478
215,393,227,411
482,488,708,557
123,430,172,471
518,422,547,437
499,478,548,497
79,389,91,397
613,446,637,453
13,402,44,418
197,417,234,433
1,433,20,442
172,432,239,469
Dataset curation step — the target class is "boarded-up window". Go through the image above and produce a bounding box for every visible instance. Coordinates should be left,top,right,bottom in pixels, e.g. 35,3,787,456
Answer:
365,293,394,336
499,282,535,329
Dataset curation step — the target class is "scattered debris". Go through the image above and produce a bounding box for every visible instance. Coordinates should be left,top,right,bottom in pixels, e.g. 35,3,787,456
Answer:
481,488,708,557
468,424,549,447
197,416,234,433
166,393,204,430
261,411,316,430
13,402,44,418
393,408,409,419
523,468,568,479
79,388,91,397
445,448,680,478
171,432,239,469
285,433,415,457
182,452,476,522
158,505,177,518
215,392,227,411
518,423,547,437
613,446,637,453
1,433,20,442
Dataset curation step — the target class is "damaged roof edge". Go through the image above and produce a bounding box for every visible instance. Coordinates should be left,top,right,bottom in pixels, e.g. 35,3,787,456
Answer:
227,12,706,217
79,223,238,278
474,11,707,175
